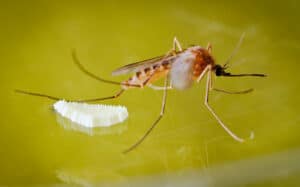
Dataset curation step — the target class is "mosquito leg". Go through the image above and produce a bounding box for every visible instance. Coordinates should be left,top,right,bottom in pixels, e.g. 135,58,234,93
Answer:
208,69,253,94
197,65,210,83
204,66,245,142
166,37,183,56
207,43,212,54
173,37,183,51
72,49,140,88
15,89,61,101
15,89,125,103
165,37,183,56
77,89,125,102
212,88,253,94
148,84,172,90
123,76,169,154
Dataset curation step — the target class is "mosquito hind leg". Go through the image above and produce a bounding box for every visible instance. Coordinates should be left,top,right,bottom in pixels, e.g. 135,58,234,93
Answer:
15,89,61,101
71,50,140,88
77,89,125,102
203,66,245,142
15,89,125,103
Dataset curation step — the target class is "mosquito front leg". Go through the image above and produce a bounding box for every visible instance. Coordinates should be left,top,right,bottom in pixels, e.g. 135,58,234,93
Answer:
208,67,253,94
123,76,169,153
212,88,253,94
204,66,245,142
197,65,210,83
209,73,253,94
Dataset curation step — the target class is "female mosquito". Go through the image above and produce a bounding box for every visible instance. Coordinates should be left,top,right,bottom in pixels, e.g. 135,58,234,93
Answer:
16,35,266,153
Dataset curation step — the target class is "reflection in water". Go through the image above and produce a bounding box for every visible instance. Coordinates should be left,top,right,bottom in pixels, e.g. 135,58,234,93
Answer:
57,147,300,186
55,112,127,136
56,170,93,187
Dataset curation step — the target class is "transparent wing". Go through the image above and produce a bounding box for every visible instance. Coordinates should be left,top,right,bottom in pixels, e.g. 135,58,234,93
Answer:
111,49,186,76
111,55,166,76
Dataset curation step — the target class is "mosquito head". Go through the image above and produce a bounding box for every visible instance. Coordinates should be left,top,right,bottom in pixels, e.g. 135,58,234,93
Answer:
214,64,228,76
213,64,266,77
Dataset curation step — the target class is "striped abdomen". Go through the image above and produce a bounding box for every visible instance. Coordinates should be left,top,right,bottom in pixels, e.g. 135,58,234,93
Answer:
122,60,171,89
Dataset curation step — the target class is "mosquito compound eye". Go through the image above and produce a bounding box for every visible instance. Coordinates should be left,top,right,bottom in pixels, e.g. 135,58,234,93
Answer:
215,65,223,76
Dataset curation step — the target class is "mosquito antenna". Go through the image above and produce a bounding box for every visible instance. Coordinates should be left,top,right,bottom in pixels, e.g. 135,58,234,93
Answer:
223,32,246,69
71,49,139,87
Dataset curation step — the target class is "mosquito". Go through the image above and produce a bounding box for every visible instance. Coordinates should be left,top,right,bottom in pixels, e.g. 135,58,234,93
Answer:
16,34,266,153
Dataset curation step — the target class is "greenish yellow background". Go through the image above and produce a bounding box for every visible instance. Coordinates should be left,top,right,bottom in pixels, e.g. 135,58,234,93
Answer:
1,0,300,186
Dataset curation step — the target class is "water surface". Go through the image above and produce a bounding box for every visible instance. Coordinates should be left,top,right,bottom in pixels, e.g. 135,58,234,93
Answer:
1,0,299,185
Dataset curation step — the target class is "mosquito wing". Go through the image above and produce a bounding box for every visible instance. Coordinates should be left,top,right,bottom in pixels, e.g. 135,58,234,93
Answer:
112,54,176,76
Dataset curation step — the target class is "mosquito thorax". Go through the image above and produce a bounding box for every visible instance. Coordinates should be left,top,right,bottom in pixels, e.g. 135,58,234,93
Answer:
191,46,215,77
169,46,214,90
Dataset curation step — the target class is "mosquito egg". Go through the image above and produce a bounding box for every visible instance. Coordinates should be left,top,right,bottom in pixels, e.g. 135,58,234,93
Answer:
53,100,128,127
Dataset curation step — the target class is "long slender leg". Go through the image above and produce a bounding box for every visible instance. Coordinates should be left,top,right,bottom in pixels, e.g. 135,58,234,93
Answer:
165,37,183,57
77,89,125,102
208,71,253,94
148,84,173,90
197,66,210,83
72,50,140,88
212,88,253,94
207,43,212,54
15,89,62,101
15,89,125,103
15,64,153,103
173,37,183,51
208,67,253,94
123,76,169,154
204,66,245,142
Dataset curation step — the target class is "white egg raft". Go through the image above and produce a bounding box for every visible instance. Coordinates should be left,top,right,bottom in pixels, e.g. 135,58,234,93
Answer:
53,100,128,127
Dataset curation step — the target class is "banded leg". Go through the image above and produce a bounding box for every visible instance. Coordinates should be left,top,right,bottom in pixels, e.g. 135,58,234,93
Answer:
123,76,169,153
204,66,245,142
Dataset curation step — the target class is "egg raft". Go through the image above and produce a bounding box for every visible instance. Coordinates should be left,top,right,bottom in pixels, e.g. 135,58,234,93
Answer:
53,100,128,128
